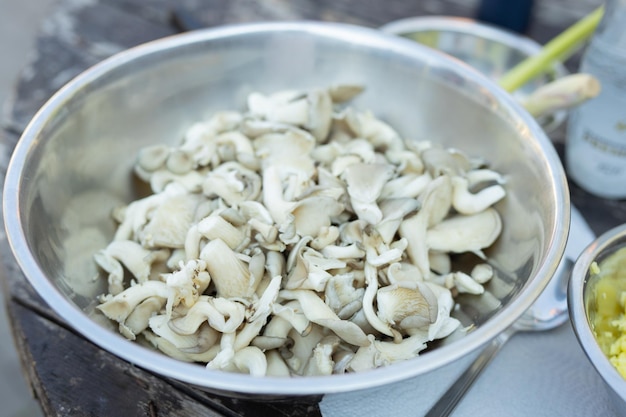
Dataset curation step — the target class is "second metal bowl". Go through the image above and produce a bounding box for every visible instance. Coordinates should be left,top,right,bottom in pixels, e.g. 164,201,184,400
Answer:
380,16,569,133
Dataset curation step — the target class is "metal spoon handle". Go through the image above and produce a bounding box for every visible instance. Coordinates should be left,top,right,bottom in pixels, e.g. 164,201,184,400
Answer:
424,327,517,417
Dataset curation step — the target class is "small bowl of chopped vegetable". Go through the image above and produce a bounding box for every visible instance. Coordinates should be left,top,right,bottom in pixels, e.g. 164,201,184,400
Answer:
3,21,569,398
569,223,626,415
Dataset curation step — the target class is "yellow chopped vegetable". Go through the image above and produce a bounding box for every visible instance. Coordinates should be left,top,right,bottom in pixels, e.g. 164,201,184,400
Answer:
590,247,626,378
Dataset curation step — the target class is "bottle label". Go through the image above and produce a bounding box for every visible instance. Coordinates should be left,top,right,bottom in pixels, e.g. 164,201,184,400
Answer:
566,85,626,199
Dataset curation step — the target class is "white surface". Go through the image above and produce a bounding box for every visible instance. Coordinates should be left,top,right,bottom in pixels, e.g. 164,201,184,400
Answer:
320,206,617,416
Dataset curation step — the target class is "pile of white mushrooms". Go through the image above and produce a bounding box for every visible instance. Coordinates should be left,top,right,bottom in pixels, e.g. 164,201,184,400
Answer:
95,85,506,376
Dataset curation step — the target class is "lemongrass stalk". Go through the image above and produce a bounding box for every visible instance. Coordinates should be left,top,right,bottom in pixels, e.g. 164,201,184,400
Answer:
521,73,600,118
499,6,604,93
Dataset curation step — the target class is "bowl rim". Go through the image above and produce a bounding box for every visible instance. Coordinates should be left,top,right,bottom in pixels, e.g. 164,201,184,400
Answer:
380,15,559,61
2,20,570,396
569,223,626,401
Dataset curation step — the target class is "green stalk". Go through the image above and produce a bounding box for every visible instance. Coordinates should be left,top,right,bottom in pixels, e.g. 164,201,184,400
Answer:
499,6,604,93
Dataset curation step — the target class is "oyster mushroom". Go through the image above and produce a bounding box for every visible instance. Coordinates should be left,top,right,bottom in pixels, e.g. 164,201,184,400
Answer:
305,88,333,142
302,335,342,376
231,346,268,376
343,162,395,225
271,301,312,337
399,175,453,278
113,182,186,242
421,146,468,177
148,169,207,193
94,240,169,295
200,238,258,299
348,333,429,372
279,289,370,347
136,144,170,172
343,108,404,151
196,215,247,250
266,350,292,376
234,275,283,350
180,111,244,167
451,176,506,215
261,165,298,227
202,161,262,206
98,281,172,324
385,262,424,286
362,263,400,341
376,282,439,332
248,90,309,126
324,273,365,320
119,296,165,340
376,198,420,244
168,296,246,334
380,172,432,199
163,259,212,311
141,192,204,248
149,314,205,350
426,208,502,254
165,149,195,175
420,282,461,341
285,324,326,375
448,271,485,295
328,83,365,103
95,83,509,376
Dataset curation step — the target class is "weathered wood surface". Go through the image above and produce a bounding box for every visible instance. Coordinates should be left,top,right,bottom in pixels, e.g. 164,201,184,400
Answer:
0,0,617,416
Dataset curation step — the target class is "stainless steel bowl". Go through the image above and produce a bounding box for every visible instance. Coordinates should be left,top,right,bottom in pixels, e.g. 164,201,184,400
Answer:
2,21,569,397
569,224,626,415
380,16,569,133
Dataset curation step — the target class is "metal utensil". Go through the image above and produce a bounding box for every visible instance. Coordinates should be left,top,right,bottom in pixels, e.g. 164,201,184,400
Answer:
425,206,594,416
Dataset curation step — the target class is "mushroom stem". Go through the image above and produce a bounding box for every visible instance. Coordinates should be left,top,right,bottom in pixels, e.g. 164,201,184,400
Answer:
362,263,400,341
521,73,601,118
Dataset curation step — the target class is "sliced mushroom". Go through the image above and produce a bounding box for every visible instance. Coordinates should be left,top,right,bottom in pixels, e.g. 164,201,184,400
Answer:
328,83,364,103
168,296,246,334
399,175,453,279
348,333,428,372
94,240,168,295
376,282,438,332
96,84,508,376
196,215,247,250
302,335,341,376
279,289,370,347
119,296,166,340
139,192,204,248
98,281,173,323
343,162,395,225
376,198,420,244
380,172,431,199
451,176,506,215
202,161,262,206
426,208,502,254
200,238,257,298
324,273,365,320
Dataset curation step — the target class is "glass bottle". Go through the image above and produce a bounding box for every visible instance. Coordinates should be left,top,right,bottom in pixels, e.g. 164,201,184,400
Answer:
565,0,626,199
